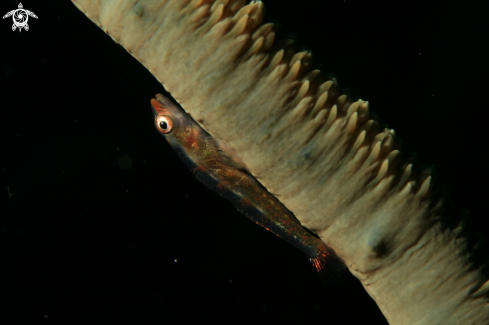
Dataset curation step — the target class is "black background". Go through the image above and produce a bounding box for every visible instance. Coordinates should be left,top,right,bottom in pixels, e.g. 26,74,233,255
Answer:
1,0,488,324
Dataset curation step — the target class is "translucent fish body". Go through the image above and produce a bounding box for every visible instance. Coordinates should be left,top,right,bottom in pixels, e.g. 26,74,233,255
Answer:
151,94,344,284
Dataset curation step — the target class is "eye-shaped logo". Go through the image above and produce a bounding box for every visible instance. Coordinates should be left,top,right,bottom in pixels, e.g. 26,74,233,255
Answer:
3,3,38,32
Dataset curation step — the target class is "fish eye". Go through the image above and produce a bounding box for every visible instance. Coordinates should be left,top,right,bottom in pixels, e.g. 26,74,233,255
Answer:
156,115,173,134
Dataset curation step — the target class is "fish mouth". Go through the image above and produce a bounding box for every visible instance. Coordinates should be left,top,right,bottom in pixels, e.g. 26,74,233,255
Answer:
150,98,165,117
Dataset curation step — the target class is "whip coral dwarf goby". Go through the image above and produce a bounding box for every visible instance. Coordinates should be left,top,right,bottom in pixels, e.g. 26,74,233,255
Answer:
151,93,345,284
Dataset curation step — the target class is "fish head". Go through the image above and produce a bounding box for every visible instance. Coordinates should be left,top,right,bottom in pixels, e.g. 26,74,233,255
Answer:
151,93,205,156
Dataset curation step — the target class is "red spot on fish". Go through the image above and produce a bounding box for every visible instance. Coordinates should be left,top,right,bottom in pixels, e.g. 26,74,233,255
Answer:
217,182,227,191
240,198,251,206
193,165,208,174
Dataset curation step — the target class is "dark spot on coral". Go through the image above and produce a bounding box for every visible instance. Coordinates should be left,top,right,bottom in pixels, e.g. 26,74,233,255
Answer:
372,240,389,258
134,9,145,18
298,145,313,162
132,1,146,19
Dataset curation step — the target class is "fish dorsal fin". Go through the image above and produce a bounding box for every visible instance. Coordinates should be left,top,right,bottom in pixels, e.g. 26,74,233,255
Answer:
208,135,250,173
208,134,310,227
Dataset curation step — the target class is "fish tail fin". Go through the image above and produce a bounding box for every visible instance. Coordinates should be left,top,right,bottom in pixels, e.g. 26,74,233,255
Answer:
310,245,346,286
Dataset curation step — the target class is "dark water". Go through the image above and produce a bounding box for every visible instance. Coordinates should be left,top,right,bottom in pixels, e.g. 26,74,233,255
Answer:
1,0,488,324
